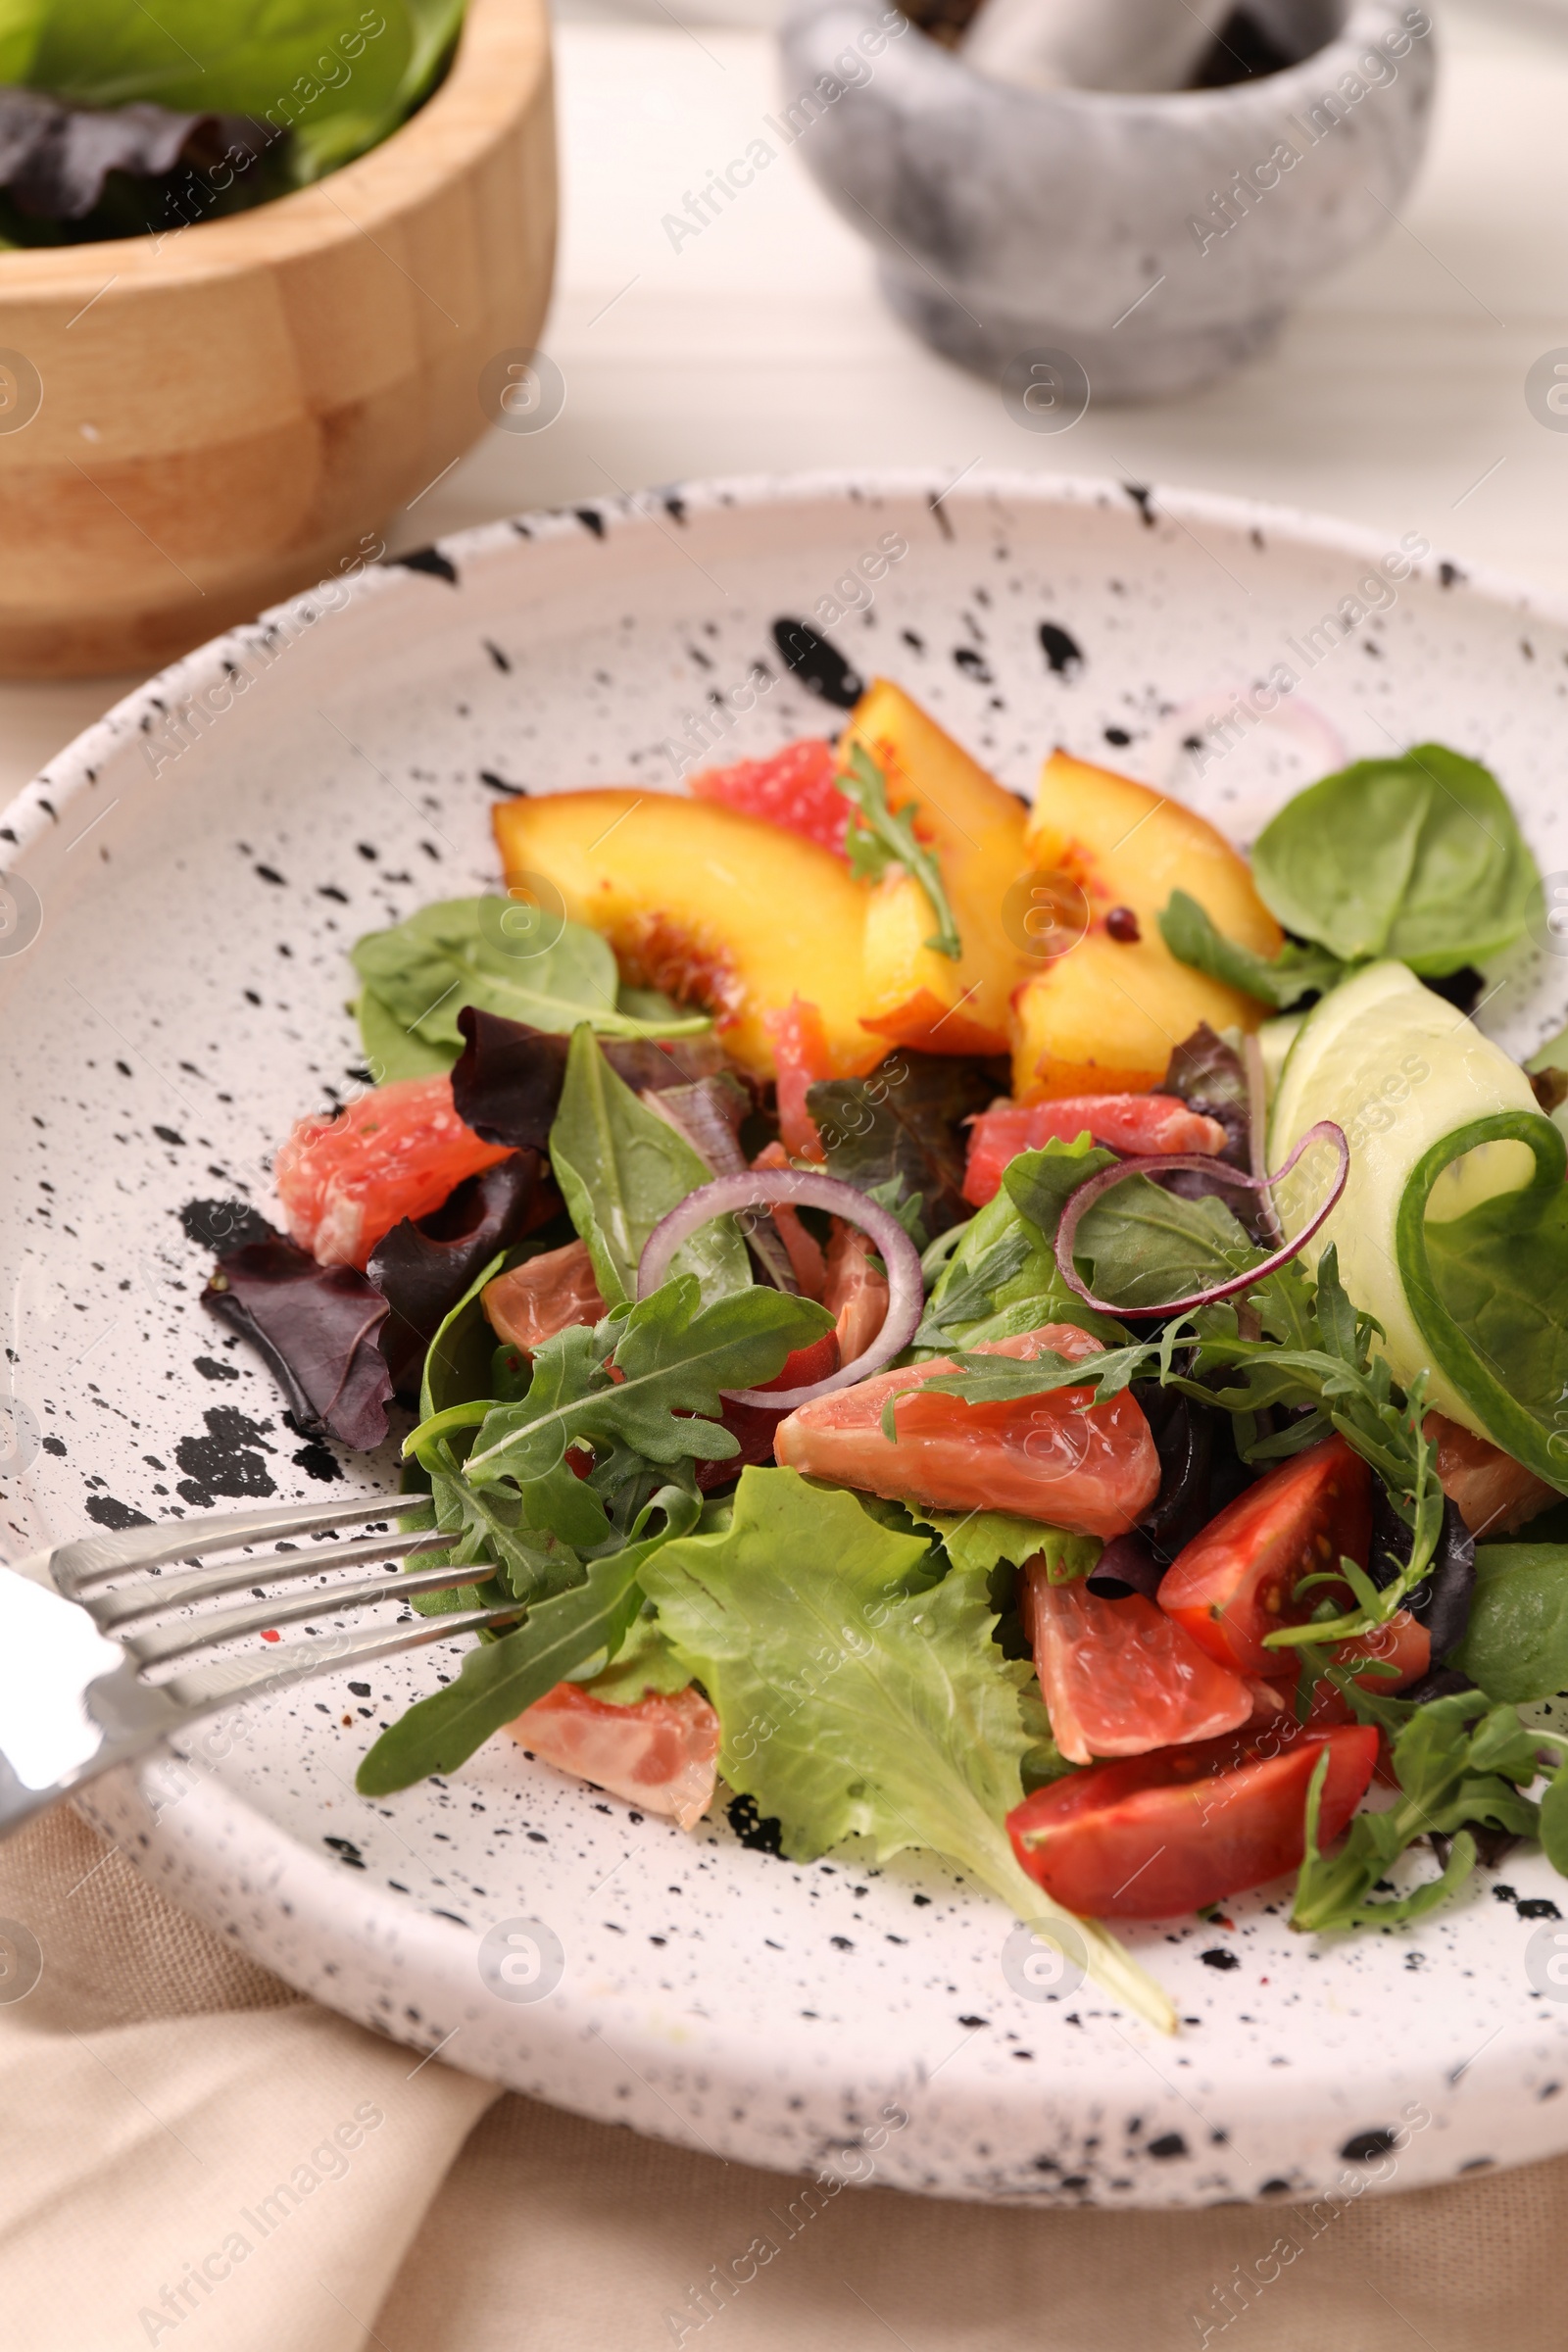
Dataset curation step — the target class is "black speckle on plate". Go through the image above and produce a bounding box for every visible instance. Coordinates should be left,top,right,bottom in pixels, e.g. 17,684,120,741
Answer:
390,546,459,585
1340,2128,1397,2163
1124,483,1156,528
1147,2132,1188,2159
174,1404,276,1508
179,1198,273,1254
1039,621,1084,678
770,618,864,710
1200,1948,1241,1971
727,1791,786,1855
478,770,527,798
83,1494,153,1533
574,508,606,540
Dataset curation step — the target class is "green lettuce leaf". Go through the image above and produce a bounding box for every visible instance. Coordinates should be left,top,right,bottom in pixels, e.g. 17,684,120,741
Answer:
913,1507,1101,1585
639,1466,1174,2032
549,1025,749,1307
352,898,709,1081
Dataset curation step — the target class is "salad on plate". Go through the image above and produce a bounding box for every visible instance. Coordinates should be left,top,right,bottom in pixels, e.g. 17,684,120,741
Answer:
191,675,1568,2034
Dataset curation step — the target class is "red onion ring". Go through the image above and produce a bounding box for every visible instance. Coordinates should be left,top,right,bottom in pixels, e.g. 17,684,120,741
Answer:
1053,1120,1349,1320
636,1170,924,1408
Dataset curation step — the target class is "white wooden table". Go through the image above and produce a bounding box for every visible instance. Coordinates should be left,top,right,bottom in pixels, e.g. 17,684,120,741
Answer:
3,0,1565,799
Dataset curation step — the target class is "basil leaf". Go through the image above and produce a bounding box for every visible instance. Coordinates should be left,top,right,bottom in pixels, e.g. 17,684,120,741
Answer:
1250,746,1539,976
29,2,416,176
1072,1177,1261,1312
1158,890,1345,1009
1397,1110,1568,1494
1454,1544,1568,1703
549,1025,751,1307
352,898,710,1080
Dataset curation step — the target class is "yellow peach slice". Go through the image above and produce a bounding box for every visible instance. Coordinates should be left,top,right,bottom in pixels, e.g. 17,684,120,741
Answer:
1010,751,1282,1102
493,789,881,1082
841,679,1029,1056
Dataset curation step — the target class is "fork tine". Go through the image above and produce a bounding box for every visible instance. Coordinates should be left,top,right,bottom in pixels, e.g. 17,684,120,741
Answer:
128,1563,509,1667
40,1490,420,1596
87,1529,453,1632
158,1602,521,1717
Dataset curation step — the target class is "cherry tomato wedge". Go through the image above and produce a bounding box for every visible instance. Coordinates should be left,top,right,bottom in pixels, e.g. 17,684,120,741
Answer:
773,1325,1159,1538
1157,1435,1373,1676
508,1681,720,1831
689,737,847,859
275,1074,513,1270
962,1095,1231,1207
1007,1720,1378,1918
1021,1565,1253,1764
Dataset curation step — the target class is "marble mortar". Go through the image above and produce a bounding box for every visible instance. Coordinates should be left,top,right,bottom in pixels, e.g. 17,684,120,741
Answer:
778,0,1438,399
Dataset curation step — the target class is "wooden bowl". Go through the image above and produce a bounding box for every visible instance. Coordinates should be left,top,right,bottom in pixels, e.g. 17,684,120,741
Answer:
0,0,556,679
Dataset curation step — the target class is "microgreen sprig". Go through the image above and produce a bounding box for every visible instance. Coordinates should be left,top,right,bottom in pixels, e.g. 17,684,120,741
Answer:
835,742,962,960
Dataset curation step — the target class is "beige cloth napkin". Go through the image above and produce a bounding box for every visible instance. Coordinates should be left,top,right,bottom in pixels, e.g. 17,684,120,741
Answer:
4,1805,1567,2352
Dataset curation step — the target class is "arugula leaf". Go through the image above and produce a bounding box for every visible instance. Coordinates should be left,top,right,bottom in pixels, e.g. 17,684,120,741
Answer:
1250,746,1540,977
413,1275,832,1487
1454,1544,1568,1703
1292,1688,1547,1932
913,1507,1101,1585
355,1487,702,1796
1158,890,1345,1010
550,1026,749,1307
808,1050,994,1237
352,897,710,1081
639,1467,1174,2031
835,742,961,959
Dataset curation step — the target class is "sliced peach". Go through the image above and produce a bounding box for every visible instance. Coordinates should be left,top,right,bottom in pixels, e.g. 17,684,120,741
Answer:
841,679,1029,1056
1010,751,1282,1102
493,790,881,1083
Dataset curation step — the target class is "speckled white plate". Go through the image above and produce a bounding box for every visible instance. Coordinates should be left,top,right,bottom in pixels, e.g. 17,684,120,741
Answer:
6,472,1568,2209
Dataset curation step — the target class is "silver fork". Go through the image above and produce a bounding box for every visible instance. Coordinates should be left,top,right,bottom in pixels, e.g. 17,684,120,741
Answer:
0,1492,509,1838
